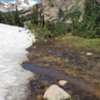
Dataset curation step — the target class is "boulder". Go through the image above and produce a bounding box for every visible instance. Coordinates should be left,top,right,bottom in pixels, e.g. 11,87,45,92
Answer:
42,0,85,22
43,84,71,100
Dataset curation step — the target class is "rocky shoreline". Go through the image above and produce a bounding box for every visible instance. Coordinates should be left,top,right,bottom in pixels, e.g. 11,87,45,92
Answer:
24,39,100,100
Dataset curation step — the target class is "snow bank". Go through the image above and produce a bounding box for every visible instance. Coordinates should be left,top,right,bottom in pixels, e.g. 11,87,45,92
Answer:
0,23,35,100
17,0,40,11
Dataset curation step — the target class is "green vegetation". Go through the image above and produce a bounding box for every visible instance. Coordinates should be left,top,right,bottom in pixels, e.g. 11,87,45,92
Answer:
69,0,100,38
57,34,100,53
0,0,99,40
28,8,71,40
0,11,21,26
0,8,30,26
28,21,70,40
28,0,100,40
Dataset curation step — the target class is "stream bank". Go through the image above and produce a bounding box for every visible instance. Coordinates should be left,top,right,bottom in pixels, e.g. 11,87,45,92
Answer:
23,39,100,100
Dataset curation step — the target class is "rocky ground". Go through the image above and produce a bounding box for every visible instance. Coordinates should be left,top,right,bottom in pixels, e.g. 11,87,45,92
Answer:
23,37,100,100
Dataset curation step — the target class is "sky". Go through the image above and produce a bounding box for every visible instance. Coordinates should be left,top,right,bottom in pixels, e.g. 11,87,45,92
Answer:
0,0,39,3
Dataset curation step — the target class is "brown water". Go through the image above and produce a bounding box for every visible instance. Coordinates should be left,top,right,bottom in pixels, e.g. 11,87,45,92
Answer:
22,63,100,100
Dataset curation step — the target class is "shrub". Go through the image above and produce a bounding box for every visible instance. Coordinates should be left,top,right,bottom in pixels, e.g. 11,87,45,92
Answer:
69,0,100,38
46,22,69,36
29,0,100,39
0,7,32,26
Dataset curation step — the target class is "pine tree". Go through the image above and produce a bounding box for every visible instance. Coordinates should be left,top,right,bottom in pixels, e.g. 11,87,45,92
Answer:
14,6,23,26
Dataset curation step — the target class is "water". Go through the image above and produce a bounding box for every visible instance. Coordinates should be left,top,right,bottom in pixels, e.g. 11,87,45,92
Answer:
22,63,100,99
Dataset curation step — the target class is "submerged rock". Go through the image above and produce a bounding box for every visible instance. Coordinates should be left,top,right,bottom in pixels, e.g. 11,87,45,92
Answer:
58,80,68,86
86,52,93,56
43,84,71,100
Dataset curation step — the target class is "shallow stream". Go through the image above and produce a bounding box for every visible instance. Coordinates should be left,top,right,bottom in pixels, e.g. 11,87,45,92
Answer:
23,63,100,100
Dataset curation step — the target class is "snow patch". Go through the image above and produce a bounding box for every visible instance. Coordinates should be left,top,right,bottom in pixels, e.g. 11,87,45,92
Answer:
17,0,40,11
0,23,35,100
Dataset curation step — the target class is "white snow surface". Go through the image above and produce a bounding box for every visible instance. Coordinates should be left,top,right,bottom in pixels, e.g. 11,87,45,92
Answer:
16,0,41,11
0,23,35,100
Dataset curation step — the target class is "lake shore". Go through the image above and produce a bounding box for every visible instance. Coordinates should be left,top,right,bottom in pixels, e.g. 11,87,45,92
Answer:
24,37,100,100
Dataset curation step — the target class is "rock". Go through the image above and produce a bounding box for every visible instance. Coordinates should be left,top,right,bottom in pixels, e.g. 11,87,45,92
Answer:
43,84,71,100
86,52,93,56
64,58,70,63
58,80,68,86
42,0,85,22
33,46,36,49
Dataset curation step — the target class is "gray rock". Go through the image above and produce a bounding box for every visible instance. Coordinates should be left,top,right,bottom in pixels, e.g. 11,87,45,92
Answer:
86,52,93,56
43,84,71,100
58,80,68,86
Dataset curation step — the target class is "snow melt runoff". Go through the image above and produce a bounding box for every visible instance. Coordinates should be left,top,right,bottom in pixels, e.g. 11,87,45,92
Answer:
0,23,35,100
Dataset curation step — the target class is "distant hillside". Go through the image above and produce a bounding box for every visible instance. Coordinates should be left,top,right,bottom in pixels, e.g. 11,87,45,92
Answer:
42,0,85,21
42,0,100,22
